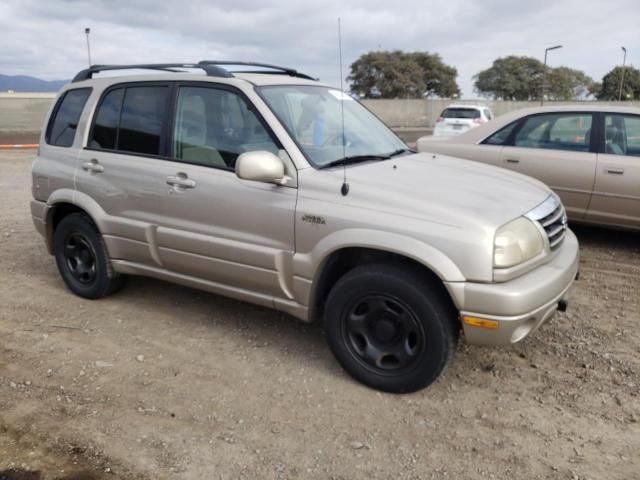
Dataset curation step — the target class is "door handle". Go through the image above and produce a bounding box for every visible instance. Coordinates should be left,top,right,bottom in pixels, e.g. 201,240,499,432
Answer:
166,173,196,190
505,158,520,164
605,167,624,175
81,159,104,174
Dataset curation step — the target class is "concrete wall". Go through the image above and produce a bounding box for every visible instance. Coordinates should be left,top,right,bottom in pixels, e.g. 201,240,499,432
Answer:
362,99,640,128
0,92,55,132
1,92,640,133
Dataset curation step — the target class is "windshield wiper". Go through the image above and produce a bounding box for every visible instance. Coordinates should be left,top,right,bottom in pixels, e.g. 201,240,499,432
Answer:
387,148,415,157
320,148,415,170
320,154,391,169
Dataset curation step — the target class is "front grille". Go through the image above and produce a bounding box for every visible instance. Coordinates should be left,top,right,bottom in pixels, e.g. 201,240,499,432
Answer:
538,204,567,249
526,196,568,250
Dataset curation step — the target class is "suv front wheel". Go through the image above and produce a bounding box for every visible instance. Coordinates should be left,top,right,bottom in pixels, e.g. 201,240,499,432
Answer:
53,213,124,299
324,264,458,393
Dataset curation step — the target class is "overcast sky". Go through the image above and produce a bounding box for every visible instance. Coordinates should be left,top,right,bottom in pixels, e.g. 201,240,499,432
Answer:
1,0,637,97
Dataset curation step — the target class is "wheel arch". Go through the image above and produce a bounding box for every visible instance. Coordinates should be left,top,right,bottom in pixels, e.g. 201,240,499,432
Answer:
303,230,465,322
45,189,108,254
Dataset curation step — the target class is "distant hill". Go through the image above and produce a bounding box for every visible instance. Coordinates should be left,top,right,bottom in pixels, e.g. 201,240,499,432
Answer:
0,74,68,92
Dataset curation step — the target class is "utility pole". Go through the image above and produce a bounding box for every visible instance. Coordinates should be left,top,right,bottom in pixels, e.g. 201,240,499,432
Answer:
85,28,92,66
541,45,562,106
618,46,627,101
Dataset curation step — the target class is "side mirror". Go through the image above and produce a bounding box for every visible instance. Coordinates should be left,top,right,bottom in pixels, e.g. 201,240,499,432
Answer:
235,151,290,185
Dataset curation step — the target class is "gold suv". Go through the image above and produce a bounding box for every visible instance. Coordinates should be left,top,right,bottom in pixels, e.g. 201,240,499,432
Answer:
31,62,579,392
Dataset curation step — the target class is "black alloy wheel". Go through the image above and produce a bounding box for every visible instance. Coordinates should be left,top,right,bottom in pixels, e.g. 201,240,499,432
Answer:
63,232,98,285
53,213,124,299
324,263,458,393
343,294,425,374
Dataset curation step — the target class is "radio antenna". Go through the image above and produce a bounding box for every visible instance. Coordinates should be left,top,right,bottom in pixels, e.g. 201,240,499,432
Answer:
338,17,349,196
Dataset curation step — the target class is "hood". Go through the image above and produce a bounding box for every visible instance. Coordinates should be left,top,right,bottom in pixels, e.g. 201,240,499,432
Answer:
417,135,456,144
325,152,551,229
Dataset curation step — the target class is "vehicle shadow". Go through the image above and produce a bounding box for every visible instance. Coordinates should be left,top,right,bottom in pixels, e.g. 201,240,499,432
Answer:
571,223,640,253
115,275,339,375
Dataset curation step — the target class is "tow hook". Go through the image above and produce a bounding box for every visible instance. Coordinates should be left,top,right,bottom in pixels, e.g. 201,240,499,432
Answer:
557,299,568,313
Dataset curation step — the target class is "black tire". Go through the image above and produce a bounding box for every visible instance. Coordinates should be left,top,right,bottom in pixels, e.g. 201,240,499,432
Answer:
324,263,458,393
53,213,125,299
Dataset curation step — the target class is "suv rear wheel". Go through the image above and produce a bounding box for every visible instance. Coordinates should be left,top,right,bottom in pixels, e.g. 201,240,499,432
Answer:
53,213,124,299
324,264,458,393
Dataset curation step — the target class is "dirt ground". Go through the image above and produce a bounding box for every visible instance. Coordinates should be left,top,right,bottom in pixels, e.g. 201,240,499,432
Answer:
0,131,39,146
0,150,638,480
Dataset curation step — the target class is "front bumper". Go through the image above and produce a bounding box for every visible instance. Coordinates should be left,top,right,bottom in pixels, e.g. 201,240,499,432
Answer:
445,229,580,346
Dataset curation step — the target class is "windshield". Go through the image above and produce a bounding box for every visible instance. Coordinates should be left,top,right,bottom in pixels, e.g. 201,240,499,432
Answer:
258,85,408,168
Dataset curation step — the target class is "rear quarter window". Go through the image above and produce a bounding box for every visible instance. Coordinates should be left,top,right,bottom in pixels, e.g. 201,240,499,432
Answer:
45,88,92,147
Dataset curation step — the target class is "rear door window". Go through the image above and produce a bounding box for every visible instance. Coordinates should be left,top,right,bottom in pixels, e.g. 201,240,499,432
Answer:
89,84,170,156
604,114,640,157
514,113,592,152
46,88,92,147
118,86,169,155
90,88,124,150
441,108,480,119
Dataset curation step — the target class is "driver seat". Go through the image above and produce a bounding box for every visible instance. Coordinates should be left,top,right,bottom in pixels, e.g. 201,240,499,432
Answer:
177,95,226,168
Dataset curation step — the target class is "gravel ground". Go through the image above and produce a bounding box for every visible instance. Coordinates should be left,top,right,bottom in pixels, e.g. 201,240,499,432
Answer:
0,151,638,480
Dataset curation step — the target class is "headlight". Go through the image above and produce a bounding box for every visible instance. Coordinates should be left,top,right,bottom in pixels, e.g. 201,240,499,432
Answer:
494,217,544,268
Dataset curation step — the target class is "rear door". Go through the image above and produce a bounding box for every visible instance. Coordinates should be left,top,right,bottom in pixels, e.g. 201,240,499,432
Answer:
586,112,640,228
498,112,597,220
76,82,175,266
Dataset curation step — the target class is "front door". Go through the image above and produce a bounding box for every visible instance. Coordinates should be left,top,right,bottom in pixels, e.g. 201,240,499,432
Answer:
155,83,297,298
498,112,596,220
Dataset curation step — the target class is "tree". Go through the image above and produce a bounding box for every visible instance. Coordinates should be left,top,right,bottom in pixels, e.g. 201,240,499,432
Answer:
589,81,602,99
348,51,460,99
411,52,460,97
546,67,597,100
474,56,599,100
597,66,640,100
474,56,544,100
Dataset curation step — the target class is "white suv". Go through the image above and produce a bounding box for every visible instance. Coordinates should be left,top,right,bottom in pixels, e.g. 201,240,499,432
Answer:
433,104,494,137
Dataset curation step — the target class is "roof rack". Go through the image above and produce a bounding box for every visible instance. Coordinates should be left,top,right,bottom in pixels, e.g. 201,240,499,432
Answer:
71,61,316,83
71,63,233,82
198,61,316,80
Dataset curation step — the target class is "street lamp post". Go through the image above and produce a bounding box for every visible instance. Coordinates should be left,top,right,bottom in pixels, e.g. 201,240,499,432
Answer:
541,45,563,106
618,46,627,101
85,27,92,66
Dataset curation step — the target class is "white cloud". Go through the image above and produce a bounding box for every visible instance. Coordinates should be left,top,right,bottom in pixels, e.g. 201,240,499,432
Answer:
0,0,637,96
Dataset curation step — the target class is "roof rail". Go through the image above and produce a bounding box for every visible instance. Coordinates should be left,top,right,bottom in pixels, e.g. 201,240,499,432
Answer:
71,63,233,82
198,61,316,80
71,61,317,83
